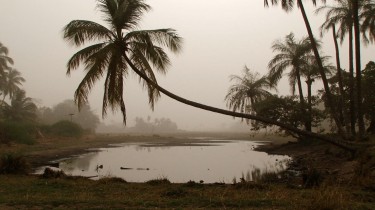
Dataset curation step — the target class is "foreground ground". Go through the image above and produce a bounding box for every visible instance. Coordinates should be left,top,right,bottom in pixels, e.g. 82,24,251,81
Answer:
0,132,375,209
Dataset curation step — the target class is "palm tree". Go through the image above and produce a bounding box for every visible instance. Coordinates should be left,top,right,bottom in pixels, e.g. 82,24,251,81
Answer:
225,66,274,116
64,0,357,151
268,33,312,130
0,42,13,76
303,55,334,131
264,0,346,137
316,0,357,136
1,68,25,102
2,90,37,122
361,0,375,43
63,0,182,124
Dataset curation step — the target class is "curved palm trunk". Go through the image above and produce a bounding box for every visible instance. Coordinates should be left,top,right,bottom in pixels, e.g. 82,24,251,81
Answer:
123,54,356,152
352,0,367,140
296,68,310,131
332,25,348,133
349,27,357,137
297,0,346,138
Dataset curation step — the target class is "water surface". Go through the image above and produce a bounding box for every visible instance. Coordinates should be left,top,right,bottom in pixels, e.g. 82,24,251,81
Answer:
37,140,290,183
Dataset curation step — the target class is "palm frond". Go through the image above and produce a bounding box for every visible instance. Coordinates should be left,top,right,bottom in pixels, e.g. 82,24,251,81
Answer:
63,20,113,46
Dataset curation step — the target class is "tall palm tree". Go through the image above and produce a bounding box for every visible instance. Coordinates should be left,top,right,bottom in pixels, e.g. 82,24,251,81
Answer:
1,68,25,101
303,55,334,131
225,66,274,116
316,0,357,136
64,0,357,151
63,0,182,124
268,33,312,130
264,0,346,137
2,90,37,122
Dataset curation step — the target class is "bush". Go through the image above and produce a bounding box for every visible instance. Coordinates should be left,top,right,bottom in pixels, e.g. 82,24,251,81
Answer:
0,154,30,174
0,121,36,145
49,120,83,137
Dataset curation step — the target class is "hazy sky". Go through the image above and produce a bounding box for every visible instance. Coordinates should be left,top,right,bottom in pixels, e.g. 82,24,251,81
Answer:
0,0,373,131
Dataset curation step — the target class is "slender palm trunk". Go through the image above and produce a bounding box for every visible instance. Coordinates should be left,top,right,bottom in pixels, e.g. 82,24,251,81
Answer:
297,0,346,137
332,25,348,133
123,53,356,152
296,68,310,131
306,77,313,132
349,27,357,137
352,0,367,140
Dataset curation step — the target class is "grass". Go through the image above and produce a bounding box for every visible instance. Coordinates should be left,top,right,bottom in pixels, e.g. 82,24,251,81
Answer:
0,174,373,209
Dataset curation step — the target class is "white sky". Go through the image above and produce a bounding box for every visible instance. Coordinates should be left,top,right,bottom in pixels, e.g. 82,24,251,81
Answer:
0,0,373,131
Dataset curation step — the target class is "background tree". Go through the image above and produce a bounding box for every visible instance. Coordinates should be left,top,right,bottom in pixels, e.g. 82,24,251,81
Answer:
1,68,25,102
362,61,375,133
225,66,274,116
0,42,13,76
38,99,100,133
1,90,37,123
63,0,182,124
268,33,312,131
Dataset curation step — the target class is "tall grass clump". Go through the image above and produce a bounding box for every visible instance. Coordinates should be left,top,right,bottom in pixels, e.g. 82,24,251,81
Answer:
308,186,349,210
0,154,30,174
0,121,35,145
146,177,171,185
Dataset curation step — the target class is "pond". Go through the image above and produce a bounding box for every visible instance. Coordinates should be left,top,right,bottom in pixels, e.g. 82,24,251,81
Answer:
36,139,290,183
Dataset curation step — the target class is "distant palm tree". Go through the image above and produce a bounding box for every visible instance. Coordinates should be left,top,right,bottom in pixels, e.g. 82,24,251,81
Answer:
0,42,13,76
264,0,346,136
1,68,25,101
2,90,37,122
225,66,274,116
63,0,182,124
268,33,313,131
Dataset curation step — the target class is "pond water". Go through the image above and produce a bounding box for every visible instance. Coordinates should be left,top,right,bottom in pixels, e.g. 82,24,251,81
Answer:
36,140,290,183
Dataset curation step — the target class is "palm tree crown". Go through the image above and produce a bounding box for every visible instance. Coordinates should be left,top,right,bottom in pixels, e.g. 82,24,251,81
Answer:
1,68,25,100
268,32,313,95
0,42,14,76
63,0,182,124
225,66,274,114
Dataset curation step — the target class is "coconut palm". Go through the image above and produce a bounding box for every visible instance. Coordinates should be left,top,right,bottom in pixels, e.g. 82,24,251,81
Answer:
2,90,37,122
361,0,375,43
63,0,358,151
316,0,357,136
1,68,25,102
303,55,334,131
264,0,346,136
0,42,13,77
225,66,274,116
63,0,182,124
268,33,313,130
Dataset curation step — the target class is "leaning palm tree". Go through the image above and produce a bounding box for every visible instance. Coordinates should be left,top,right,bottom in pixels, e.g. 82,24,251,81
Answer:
268,33,312,130
63,0,182,124
1,68,25,102
64,0,357,152
225,66,274,116
264,0,347,137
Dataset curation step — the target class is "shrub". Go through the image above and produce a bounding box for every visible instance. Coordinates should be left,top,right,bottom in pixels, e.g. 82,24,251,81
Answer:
42,167,66,178
0,121,35,145
0,154,30,174
146,177,171,185
49,120,83,137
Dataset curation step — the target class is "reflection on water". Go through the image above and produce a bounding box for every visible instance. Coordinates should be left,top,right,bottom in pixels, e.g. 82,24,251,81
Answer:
36,140,290,183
